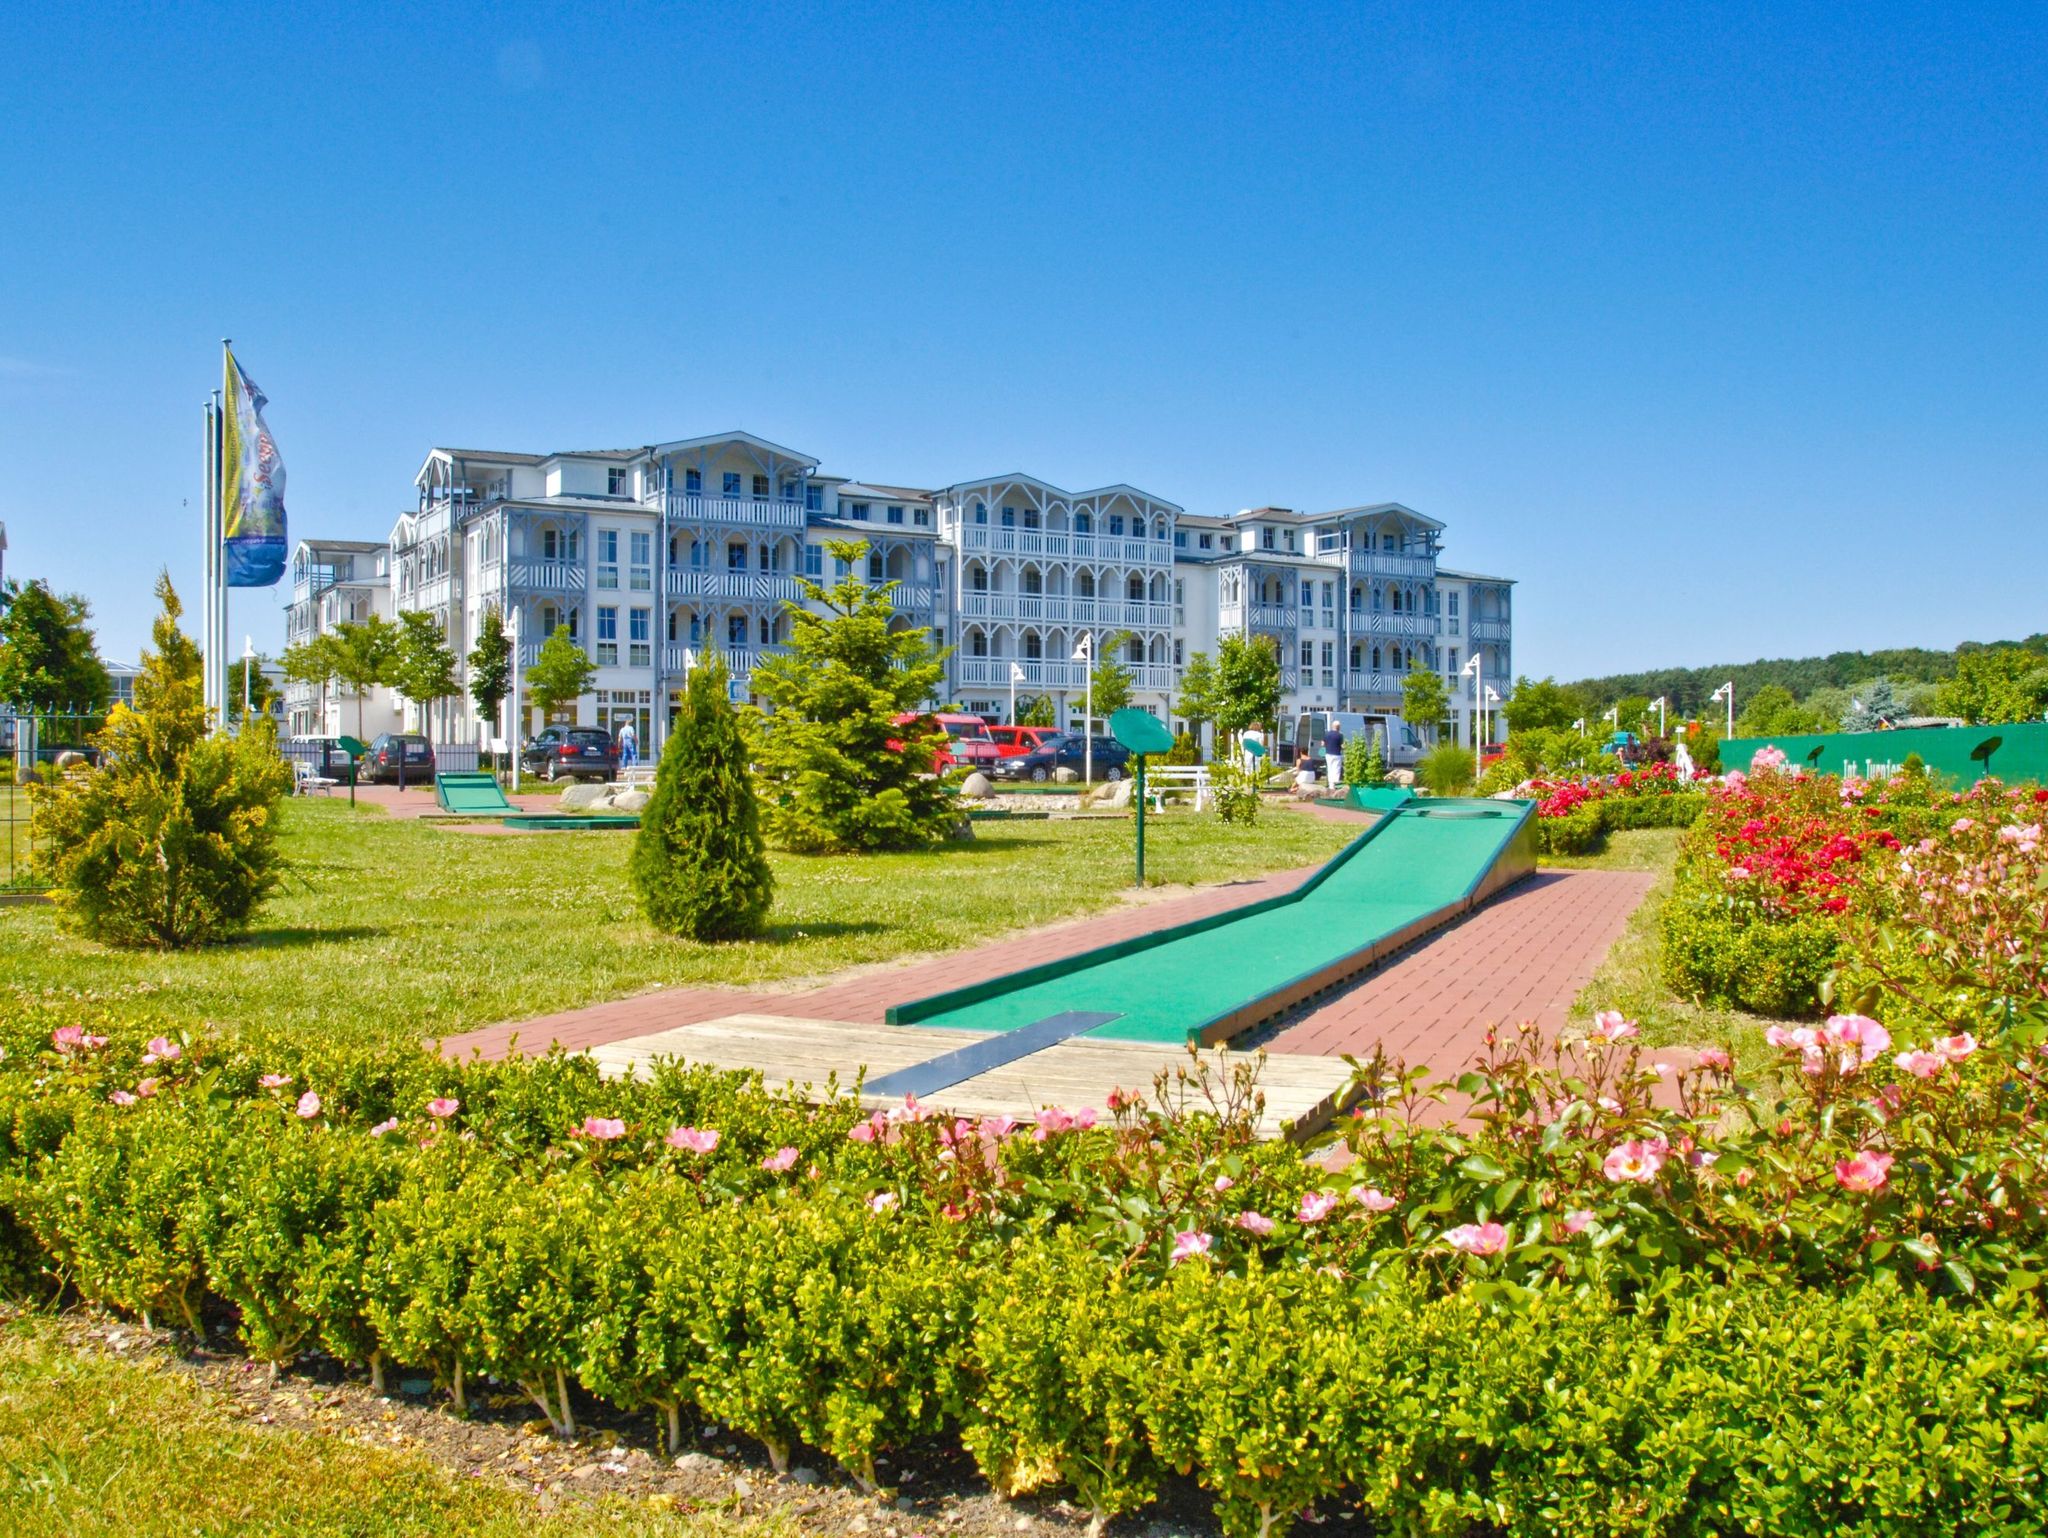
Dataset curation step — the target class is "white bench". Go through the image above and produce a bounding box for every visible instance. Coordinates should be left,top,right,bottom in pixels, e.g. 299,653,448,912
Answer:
618,765,658,791
1143,764,1211,812
294,764,338,796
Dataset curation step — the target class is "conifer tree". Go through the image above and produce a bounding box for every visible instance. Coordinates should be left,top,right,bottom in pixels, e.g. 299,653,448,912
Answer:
32,574,293,947
630,657,772,940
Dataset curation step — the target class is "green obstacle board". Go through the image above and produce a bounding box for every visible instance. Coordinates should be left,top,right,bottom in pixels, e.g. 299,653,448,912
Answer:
435,772,516,815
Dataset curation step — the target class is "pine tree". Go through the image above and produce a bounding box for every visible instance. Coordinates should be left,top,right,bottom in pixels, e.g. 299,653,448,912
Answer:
750,538,956,852
31,574,293,947
630,657,772,940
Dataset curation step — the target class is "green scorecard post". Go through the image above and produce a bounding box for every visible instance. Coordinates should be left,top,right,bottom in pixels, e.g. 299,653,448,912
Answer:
1110,707,1176,886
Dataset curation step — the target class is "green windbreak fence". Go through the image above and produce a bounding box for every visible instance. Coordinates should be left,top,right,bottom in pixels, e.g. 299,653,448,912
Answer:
1721,722,2048,786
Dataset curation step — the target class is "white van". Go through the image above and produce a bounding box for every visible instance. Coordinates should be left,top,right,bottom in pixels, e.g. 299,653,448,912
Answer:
1291,711,1426,769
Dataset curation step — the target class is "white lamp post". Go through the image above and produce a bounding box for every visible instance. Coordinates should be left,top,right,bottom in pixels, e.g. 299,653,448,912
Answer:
1072,633,1094,782
1651,695,1668,737
506,609,522,789
1483,685,1500,751
1710,681,1734,737
240,635,255,730
1461,651,1482,750
1009,660,1025,729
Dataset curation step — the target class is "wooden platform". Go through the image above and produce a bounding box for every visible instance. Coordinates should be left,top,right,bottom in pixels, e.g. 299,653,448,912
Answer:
585,1013,1359,1141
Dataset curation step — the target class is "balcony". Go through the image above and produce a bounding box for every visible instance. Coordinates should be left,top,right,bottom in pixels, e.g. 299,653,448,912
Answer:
652,492,806,531
958,594,1173,628
1350,550,1437,581
956,659,1178,693
1469,618,1512,643
667,568,802,604
1344,670,1408,697
664,645,766,679
508,559,585,593
957,524,1171,567
1240,603,1298,632
1354,610,1434,638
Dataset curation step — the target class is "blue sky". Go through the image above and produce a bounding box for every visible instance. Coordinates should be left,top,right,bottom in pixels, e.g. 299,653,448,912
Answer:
2,1,2042,679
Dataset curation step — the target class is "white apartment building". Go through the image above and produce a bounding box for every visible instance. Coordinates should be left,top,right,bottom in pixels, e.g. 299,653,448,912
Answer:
281,537,405,739
287,428,1514,751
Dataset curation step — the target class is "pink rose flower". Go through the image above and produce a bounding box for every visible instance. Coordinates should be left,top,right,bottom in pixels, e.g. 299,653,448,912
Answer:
426,1097,461,1119
1893,1049,1945,1079
1212,1174,1235,1193
1695,1046,1732,1070
1443,1221,1508,1256
1296,1190,1338,1224
666,1125,720,1155
1835,1149,1894,1193
108,1089,138,1107
847,1119,879,1144
866,1191,899,1213
1935,1033,1978,1062
1824,1014,1891,1065
259,1073,293,1089
760,1146,799,1172
1234,1211,1276,1236
1033,1107,1076,1140
1603,1138,1668,1183
51,1025,84,1054
295,1091,322,1119
135,1078,159,1098
1350,1185,1397,1212
573,1116,626,1141
1169,1229,1213,1264
1586,1010,1639,1044
369,1118,400,1137
1561,1209,1595,1236
978,1115,1018,1139
142,1036,181,1065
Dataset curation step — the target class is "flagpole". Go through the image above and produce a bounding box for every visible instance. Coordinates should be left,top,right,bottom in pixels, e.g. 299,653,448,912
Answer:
216,339,233,728
203,396,219,719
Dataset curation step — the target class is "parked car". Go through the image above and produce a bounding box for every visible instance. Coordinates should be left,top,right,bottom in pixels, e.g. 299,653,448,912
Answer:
986,724,1063,758
892,711,1002,773
991,732,1131,783
364,732,435,784
521,725,619,783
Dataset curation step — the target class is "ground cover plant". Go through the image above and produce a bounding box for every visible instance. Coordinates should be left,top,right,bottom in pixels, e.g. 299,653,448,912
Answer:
4,983,2048,1536
0,796,1356,1056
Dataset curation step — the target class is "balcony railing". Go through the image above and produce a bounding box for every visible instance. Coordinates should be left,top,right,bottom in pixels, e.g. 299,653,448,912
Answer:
1344,670,1408,697
957,524,1171,566
664,645,766,678
955,659,1178,692
1469,618,1512,642
1350,551,1437,580
1236,603,1297,631
667,569,801,604
508,559,585,593
1354,610,1434,638
651,492,806,531
957,594,1173,628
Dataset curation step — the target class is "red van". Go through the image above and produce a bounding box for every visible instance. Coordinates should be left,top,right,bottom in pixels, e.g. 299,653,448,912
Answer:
892,712,1002,773
986,725,1062,758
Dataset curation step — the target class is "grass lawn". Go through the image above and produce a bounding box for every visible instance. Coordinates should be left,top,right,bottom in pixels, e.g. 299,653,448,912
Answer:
0,799,1355,1053
0,1310,768,1538
1544,827,1801,1052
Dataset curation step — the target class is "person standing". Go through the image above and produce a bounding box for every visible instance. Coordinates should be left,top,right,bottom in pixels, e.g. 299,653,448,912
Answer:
618,718,638,772
1323,719,1345,788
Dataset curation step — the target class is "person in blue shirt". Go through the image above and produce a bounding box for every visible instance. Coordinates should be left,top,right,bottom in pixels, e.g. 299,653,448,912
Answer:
1323,721,1345,788
617,719,638,771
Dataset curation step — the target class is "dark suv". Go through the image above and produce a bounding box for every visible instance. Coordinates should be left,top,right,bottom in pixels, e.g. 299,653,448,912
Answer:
364,732,435,785
522,726,618,783
991,732,1131,783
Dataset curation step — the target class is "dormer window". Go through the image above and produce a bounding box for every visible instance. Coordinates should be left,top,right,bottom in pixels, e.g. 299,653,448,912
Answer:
1261,528,1275,550
607,468,627,495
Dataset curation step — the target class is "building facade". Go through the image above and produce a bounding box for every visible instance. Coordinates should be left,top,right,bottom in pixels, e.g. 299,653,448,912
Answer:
281,537,404,739
287,429,1514,751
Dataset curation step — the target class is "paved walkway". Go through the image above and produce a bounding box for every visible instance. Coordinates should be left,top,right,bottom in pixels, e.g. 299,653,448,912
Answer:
443,855,1655,1077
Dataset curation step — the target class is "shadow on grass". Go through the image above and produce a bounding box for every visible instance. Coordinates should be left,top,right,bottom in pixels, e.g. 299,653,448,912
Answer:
230,924,387,951
754,919,891,945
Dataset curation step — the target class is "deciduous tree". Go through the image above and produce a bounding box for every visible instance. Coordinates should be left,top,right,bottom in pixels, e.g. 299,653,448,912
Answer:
526,625,597,723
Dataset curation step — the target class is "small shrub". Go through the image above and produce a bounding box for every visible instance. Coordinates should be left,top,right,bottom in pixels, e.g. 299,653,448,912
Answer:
1208,758,1261,825
1163,732,1201,767
32,576,292,946
630,657,772,940
1417,742,1477,796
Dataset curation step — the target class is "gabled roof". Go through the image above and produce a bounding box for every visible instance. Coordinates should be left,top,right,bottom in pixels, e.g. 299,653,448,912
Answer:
1311,501,1445,532
646,430,820,469
292,537,387,555
937,471,1184,514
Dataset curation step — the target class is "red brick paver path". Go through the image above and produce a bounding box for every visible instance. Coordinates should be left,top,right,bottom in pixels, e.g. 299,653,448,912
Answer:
1259,869,1654,1067
443,855,1654,1077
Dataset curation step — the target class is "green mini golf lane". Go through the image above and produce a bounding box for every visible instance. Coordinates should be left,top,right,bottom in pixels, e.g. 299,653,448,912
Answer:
890,798,1535,1044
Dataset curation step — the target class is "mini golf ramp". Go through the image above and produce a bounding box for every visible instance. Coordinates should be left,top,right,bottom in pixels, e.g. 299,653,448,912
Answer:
435,771,514,815
888,796,1537,1046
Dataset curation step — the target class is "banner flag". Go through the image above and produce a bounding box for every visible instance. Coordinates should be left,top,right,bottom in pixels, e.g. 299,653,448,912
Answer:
221,348,288,587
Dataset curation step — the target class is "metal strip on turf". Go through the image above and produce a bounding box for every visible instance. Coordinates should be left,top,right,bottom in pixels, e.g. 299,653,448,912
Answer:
865,1011,1124,1100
